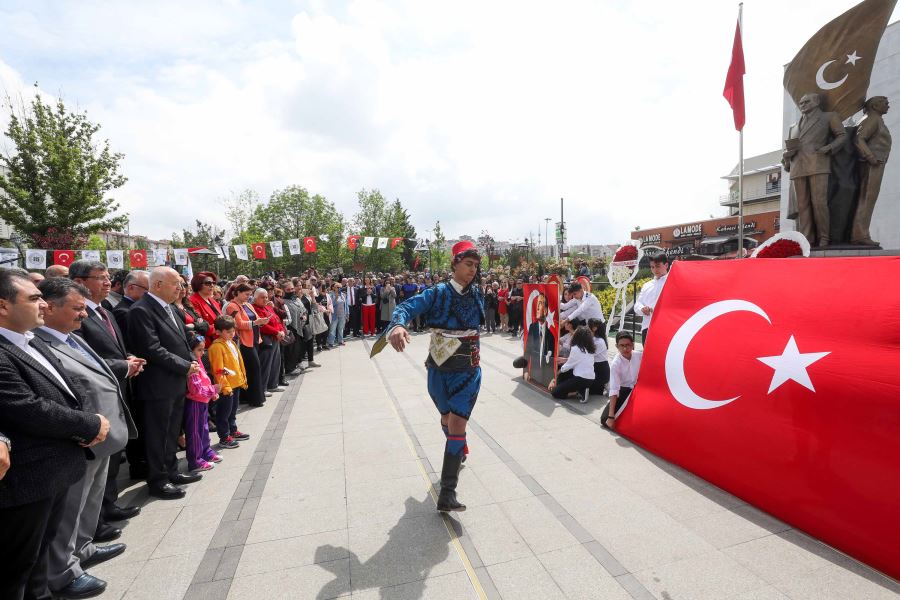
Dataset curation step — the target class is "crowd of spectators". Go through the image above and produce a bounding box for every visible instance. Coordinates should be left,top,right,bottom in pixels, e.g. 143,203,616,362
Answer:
0,257,657,599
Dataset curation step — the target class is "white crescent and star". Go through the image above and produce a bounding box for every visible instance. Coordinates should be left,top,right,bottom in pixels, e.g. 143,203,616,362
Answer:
664,300,830,410
815,50,861,91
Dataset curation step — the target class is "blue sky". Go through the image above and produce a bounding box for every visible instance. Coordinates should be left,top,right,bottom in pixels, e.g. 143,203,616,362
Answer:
1,0,895,245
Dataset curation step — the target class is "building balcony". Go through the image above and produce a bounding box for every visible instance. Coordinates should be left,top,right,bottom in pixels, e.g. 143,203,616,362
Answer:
719,182,781,206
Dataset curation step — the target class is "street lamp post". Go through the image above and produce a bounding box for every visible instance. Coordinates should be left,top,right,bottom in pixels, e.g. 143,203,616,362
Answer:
544,218,551,258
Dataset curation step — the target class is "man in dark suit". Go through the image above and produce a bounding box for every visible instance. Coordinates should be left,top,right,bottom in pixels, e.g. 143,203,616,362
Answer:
69,260,145,528
128,267,202,500
0,268,109,600
35,277,136,599
345,277,362,337
112,269,149,340
525,292,556,387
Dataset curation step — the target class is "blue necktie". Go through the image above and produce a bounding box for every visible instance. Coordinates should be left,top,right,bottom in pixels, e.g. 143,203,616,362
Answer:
66,335,102,369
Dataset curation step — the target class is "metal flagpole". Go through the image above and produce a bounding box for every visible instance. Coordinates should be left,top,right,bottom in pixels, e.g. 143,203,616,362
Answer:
737,3,744,259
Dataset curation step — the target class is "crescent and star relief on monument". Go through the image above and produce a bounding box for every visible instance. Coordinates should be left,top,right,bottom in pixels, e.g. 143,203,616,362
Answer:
815,50,860,90
664,300,830,410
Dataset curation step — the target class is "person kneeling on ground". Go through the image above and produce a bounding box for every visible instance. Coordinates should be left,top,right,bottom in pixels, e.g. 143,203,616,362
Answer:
603,330,643,429
548,325,595,403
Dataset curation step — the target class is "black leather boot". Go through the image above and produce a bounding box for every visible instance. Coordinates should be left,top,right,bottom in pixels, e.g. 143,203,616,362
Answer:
436,453,466,512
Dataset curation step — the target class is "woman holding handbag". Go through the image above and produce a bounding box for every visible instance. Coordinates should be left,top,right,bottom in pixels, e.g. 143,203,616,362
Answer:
298,282,322,368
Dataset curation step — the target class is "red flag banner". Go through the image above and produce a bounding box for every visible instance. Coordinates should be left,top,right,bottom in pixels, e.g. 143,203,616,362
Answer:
616,258,900,579
128,250,147,268
251,243,266,259
391,237,404,249
304,237,317,253
347,235,361,250
723,18,745,131
53,250,76,267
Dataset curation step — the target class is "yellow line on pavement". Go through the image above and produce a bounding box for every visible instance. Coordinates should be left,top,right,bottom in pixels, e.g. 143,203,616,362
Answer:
365,341,488,600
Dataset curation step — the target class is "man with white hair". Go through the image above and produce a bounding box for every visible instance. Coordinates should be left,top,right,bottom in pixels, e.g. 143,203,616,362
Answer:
128,267,202,500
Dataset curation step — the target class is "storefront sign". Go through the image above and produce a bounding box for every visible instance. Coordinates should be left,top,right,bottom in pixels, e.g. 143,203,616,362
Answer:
716,221,757,235
638,233,662,245
673,223,703,239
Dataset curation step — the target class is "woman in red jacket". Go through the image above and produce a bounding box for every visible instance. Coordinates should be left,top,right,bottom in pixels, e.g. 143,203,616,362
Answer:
189,271,222,348
252,288,286,393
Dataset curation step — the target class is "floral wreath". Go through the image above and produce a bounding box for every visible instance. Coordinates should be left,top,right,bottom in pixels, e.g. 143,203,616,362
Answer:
750,231,810,259
607,241,643,329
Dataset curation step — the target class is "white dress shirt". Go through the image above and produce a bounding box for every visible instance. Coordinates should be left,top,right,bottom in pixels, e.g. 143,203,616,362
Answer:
593,336,609,363
634,273,668,331
560,298,579,320
609,350,643,396
559,346,595,379
0,326,75,397
566,292,605,323
147,292,180,328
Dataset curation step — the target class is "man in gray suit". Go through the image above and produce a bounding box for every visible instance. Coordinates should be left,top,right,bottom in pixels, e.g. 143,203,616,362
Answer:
34,278,136,599
782,92,847,247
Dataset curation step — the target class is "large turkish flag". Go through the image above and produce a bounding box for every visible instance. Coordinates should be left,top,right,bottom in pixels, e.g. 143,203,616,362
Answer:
251,243,266,259
617,258,900,579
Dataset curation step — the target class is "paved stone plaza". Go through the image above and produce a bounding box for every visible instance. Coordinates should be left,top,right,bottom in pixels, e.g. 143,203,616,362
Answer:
91,334,899,599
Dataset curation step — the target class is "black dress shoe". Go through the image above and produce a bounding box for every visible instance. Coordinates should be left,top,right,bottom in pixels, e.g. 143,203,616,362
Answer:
93,522,122,543
104,504,141,521
55,573,107,599
80,543,127,570
170,472,202,485
148,483,186,499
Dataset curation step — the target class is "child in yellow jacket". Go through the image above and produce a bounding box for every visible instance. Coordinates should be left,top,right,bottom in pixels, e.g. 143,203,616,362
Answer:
208,315,249,448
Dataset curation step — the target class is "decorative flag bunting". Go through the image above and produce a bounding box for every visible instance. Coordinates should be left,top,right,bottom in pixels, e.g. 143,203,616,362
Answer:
414,239,427,251
304,237,317,253
106,250,124,269
377,237,388,249
129,250,148,268
152,249,168,266
54,250,76,267
320,234,330,242
391,237,404,249
251,243,266,259
217,246,230,260
287,239,301,255
82,250,101,262
362,237,375,248
0,248,19,268
174,249,189,265
26,249,47,270
270,241,284,258
348,235,361,250
234,245,249,260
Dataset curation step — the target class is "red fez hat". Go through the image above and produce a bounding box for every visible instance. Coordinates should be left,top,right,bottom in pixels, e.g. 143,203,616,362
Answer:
451,240,479,260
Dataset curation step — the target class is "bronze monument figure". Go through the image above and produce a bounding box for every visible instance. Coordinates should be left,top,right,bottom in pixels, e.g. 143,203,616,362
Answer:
852,96,892,247
782,93,847,247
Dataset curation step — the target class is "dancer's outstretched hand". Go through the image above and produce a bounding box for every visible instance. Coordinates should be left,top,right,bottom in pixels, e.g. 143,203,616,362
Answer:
389,326,411,352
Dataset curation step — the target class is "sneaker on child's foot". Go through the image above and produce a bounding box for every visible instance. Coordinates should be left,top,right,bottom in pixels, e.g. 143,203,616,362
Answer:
218,437,239,449
231,430,250,441
208,453,223,463
308,361,321,368
191,461,214,472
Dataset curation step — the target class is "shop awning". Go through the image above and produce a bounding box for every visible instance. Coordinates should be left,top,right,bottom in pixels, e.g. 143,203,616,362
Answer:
700,236,731,245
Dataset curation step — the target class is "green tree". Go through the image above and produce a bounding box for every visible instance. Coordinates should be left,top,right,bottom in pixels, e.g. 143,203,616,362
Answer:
85,234,107,251
385,199,417,269
429,220,448,273
0,91,129,244
351,189,415,273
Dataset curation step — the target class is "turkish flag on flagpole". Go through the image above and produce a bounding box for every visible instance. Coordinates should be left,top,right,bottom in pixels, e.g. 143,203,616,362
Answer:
616,258,900,579
723,13,745,131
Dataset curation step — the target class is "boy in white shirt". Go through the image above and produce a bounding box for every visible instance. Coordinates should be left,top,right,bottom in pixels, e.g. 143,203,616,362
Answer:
604,331,642,429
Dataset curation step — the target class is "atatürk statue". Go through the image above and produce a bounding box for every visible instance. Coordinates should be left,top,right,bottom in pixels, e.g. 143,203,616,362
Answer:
782,92,847,247
851,96,892,247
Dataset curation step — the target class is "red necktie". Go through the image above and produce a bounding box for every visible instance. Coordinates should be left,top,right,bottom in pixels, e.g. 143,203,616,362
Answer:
96,306,118,341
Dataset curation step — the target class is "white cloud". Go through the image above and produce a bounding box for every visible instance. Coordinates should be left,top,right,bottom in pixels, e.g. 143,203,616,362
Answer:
1,0,896,246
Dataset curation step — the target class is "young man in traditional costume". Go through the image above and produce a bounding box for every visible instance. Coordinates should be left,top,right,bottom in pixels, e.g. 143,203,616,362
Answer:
385,241,484,511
